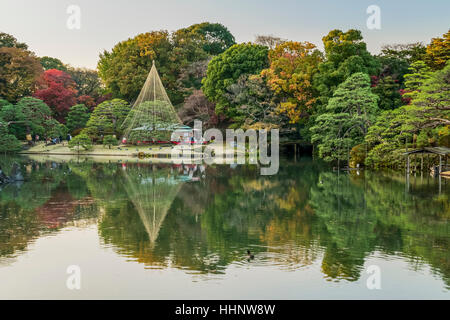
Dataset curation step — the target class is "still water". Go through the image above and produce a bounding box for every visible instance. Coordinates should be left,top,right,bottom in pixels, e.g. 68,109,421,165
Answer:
0,155,448,299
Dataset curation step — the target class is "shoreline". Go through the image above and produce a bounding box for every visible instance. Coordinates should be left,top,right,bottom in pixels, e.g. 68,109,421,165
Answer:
18,142,249,164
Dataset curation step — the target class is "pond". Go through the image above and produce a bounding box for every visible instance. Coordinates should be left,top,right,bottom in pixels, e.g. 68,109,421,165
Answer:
0,155,448,299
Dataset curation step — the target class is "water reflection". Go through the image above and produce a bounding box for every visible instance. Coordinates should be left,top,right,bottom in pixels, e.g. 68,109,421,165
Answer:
0,156,448,288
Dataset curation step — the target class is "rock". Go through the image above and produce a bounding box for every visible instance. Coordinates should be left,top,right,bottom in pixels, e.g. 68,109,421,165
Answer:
10,163,24,181
0,167,10,184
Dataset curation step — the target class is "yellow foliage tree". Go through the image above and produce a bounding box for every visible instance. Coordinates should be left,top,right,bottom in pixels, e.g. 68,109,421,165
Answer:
261,41,322,123
426,29,450,70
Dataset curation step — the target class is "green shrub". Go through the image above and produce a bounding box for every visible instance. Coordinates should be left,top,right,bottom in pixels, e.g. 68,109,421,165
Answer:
0,132,22,153
350,144,367,167
365,143,405,168
103,135,118,149
68,133,93,151
437,126,450,147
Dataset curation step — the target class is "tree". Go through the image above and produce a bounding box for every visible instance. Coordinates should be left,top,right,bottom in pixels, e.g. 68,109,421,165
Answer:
364,108,413,168
223,74,281,129
311,73,379,162
0,32,28,50
14,97,52,136
174,22,235,56
0,97,60,140
261,41,322,123
99,24,234,106
176,59,210,97
66,104,90,134
375,55,409,86
313,29,379,108
44,118,67,139
172,23,235,102
67,67,102,97
425,29,450,70
409,62,450,129
98,31,179,103
202,43,269,118
77,95,97,111
178,90,221,129
0,123,22,153
371,76,403,110
68,133,93,151
39,56,67,71
380,43,426,64
365,63,450,167
402,60,433,102
0,99,10,109
0,47,43,102
376,46,415,86
193,22,235,56
33,69,78,122
254,35,286,49
103,135,118,149
0,100,26,138
84,99,130,138
372,47,412,111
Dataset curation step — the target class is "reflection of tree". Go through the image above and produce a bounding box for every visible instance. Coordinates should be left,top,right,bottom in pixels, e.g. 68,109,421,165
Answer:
0,157,97,260
96,160,324,273
66,172,89,200
0,202,41,258
309,170,450,285
364,171,450,286
309,172,375,280
0,155,448,287
0,157,65,210
90,160,450,285
69,160,127,206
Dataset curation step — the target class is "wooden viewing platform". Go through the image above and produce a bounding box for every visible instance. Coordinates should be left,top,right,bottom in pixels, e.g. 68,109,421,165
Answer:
403,147,450,175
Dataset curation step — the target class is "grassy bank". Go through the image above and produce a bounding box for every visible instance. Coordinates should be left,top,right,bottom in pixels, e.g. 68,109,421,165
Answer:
20,142,246,158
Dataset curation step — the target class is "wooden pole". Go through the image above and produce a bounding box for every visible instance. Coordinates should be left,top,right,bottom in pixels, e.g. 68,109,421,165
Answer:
407,155,410,174
428,153,430,171
294,144,297,162
421,153,424,172
347,145,350,169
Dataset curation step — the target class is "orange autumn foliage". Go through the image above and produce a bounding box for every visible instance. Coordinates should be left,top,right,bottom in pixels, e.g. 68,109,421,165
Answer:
261,41,322,123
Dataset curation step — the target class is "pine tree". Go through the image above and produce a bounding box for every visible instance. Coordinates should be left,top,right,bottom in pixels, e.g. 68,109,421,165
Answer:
311,73,379,162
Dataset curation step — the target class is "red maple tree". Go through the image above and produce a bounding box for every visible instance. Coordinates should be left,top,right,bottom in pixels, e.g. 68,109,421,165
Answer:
33,69,77,123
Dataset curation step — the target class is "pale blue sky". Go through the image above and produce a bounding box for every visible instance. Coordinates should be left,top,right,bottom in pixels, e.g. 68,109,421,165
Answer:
1,0,449,69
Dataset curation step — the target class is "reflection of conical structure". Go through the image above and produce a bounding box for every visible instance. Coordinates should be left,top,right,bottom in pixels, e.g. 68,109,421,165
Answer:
122,166,184,244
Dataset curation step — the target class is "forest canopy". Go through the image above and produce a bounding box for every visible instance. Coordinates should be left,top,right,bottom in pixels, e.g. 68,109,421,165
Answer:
0,25,448,169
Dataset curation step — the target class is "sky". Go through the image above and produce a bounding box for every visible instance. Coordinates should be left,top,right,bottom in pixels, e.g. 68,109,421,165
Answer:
1,0,449,69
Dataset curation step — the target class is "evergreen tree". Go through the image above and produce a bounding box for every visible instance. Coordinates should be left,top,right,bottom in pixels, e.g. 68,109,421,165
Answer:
0,121,22,153
83,99,130,138
311,73,379,162
313,30,379,108
402,60,433,102
371,76,403,110
66,104,90,134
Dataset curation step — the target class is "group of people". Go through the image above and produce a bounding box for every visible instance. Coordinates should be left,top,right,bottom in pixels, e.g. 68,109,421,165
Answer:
27,134,72,146
48,134,72,145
